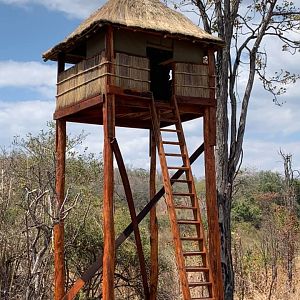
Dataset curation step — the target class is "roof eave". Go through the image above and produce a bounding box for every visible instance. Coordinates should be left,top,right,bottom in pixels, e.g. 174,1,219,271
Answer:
43,22,225,62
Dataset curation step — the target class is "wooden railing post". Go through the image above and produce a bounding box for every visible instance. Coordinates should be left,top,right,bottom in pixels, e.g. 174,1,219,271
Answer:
54,119,66,300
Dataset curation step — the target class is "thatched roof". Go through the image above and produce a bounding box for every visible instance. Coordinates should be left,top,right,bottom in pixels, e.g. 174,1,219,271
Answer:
43,0,224,61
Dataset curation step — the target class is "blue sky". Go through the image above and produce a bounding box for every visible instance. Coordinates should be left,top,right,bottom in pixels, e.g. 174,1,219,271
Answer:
0,0,299,176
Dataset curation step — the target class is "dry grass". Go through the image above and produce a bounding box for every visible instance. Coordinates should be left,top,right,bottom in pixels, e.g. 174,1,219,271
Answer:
235,259,300,300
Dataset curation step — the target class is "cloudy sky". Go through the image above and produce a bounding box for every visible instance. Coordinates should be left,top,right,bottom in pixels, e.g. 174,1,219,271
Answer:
0,0,299,176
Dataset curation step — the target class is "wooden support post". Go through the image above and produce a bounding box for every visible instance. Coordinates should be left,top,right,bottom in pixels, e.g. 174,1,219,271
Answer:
102,93,115,300
102,23,116,300
204,107,224,300
54,119,66,300
149,131,158,300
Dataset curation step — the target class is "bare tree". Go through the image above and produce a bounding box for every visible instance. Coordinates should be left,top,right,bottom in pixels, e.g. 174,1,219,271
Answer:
280,152,299,291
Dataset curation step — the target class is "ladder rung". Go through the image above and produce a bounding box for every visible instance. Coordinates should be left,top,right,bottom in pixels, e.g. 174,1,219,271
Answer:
181,236,202,241
168,166,189,170
189,282,212,288
162,141,181,145
173,192,194,197
165,153,182,157
174,206,197,210
186,266,209,272
171,179,192,183
183,251,205,256
160,129,180,133
177,220,200,225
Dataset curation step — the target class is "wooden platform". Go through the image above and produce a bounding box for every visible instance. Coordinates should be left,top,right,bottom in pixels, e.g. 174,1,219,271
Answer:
54,85,216,129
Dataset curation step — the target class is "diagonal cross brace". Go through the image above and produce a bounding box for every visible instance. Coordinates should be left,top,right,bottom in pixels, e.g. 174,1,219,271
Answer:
63,143,205,300
111,138,150,299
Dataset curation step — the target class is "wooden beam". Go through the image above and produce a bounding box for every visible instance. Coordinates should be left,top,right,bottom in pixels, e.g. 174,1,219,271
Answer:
57,53,65,75
102,93,115,300
208,50,216,102
208,50,217,145
203,108,224,300
177,96,216,107
149,131,158,300
66,115,152,130
54,120,66,300
102,23,116,300
63,144,205,300
111,139,150,299
106,26,114,87
54,96,103,120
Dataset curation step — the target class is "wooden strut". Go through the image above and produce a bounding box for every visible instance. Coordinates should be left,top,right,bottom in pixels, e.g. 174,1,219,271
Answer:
204,49,224,300
204,108,224,300
111,138,150,299
149,131,159,300
102,94,115,300
63,144,205,300
102,23,115,300
54,120,66,300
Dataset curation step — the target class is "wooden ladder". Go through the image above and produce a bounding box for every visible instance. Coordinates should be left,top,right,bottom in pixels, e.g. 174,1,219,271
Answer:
150,96,215,300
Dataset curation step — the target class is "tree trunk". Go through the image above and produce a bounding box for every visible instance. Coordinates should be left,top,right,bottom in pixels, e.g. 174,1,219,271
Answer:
215,32,235,300
218,192,234,300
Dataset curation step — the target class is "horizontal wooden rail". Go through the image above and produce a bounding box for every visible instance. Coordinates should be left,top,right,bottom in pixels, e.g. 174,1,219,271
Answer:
63,143,205,300
58,61,150,85
57,61,109,85
174,84,215,89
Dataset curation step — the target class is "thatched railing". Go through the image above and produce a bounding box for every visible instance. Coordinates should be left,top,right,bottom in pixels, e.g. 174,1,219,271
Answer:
56,52,150,109
174,63,212,98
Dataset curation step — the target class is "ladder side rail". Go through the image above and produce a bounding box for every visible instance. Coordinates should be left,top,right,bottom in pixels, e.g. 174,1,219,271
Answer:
150,99,192,300
172,96,214,296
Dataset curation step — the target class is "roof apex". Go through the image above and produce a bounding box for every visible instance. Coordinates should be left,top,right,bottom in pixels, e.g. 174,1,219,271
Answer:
43,0,224,61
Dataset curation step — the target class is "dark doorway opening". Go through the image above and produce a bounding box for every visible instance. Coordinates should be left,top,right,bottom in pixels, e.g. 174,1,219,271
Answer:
147,47,173,101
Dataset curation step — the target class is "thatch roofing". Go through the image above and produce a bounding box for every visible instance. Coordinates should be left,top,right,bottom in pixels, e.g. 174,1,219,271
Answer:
43,0,224,61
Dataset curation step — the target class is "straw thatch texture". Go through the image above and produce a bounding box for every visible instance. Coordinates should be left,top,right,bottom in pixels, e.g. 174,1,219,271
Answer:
56,52,150,109
43,0,223,61
57,52,107,109
115,53,150,91
174,63,211,98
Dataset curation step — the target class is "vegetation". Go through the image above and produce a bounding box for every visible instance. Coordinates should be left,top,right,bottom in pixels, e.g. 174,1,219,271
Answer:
0,125,174,300
0,125,299,299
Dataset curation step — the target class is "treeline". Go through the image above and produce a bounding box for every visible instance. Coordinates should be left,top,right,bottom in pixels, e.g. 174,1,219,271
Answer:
231,165,300,300
0,125,299,299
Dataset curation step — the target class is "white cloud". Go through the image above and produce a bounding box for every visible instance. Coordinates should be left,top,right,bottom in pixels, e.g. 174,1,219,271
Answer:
243,139,300,174
248,84,300,137
0,60,56,98
0,0,104,18
0,100,54,147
